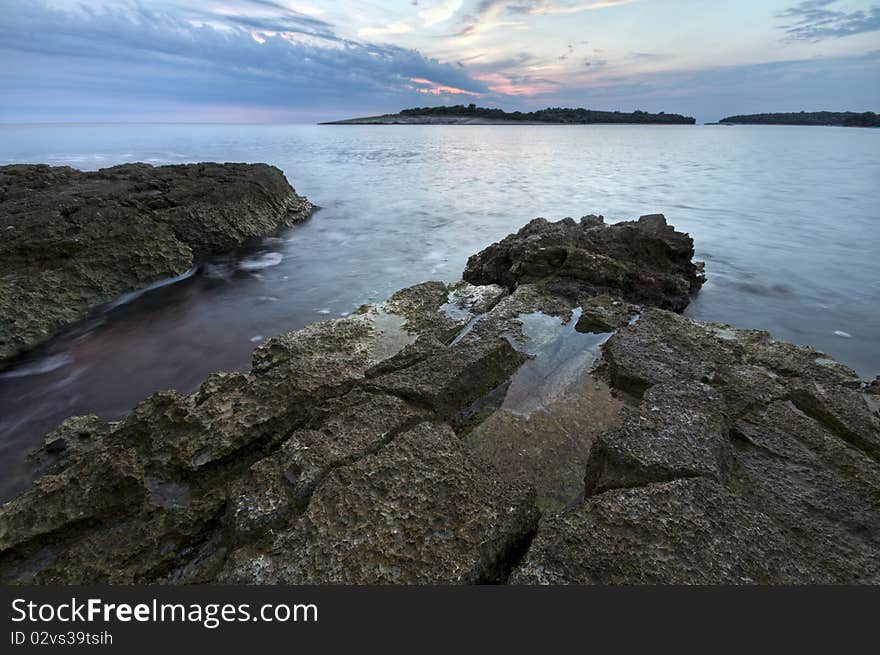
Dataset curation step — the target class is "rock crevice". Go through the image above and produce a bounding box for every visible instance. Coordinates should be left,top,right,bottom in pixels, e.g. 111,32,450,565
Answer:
514,308,880,584
1,211,878,585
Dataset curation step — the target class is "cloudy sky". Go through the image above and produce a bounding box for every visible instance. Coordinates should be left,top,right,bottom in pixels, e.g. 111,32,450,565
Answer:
1,0,878,123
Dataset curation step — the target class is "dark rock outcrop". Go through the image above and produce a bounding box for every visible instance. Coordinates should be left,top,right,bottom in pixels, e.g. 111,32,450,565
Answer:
463,214,704,311
1,212,878,585
511,477,804,584
0,163,314,359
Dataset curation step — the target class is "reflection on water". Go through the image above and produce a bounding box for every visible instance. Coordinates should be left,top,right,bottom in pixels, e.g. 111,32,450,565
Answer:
502,309,611,418
0,123,878,500
464,308,622,511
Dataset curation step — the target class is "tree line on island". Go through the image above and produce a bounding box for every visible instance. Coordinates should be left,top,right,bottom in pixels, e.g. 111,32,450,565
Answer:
397,104,696,124
718,111,879,127
326,105,879,127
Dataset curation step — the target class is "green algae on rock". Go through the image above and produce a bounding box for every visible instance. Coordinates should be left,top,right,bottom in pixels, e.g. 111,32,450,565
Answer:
0,163,314,360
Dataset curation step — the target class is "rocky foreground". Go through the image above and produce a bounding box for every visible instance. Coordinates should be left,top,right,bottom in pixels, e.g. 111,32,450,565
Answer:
1,212,878,584
0,163,314,359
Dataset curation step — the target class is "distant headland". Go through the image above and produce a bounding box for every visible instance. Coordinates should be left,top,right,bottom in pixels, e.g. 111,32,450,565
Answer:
717,111,879,127
322,104,696,125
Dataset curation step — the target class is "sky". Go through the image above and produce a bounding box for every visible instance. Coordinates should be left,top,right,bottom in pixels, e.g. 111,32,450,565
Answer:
0,0,878,123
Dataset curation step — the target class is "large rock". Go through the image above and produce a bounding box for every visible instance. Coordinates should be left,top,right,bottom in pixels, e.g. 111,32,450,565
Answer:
0,278,538,583
463,214,704,311
220,422,539,584
514,309,880,584
511,477,809,584
0,163,314,359
226,389,430,541
2,209,878,585
584,381,732,495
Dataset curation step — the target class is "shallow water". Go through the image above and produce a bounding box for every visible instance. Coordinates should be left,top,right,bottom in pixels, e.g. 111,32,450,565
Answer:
503,309,611,418
464,308,622,511
0,123,878,498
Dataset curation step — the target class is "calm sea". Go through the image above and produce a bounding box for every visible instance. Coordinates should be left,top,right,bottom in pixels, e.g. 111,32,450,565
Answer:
0,123,877,498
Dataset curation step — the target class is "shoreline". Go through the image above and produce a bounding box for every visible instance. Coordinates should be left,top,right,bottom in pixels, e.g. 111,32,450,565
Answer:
0,163,314,361
1,196,878,584
321,116,696,125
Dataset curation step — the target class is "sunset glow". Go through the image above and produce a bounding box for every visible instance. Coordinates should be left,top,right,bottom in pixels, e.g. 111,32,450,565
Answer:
1,0,878,123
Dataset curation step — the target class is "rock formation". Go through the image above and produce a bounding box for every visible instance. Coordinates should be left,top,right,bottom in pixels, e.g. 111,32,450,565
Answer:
463,214,705,311
513,309,880,583
0,211,877,584
0,163,314,359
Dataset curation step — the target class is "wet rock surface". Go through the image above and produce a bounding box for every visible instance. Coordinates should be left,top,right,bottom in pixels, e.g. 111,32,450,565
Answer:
0,163,314,359
0,274,531,583
1,212,878,584
515,309,880,584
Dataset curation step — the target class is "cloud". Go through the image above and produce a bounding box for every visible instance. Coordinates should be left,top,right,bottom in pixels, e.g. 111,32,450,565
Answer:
526,0,639,15
778,0,880,41
194,0,339,39
0,0,490,121
472,71,559,94
1,0,877,124
419,0,465,27
457,0,638,35
460,19,528,36
409,76,482,94
628,51,671,61
518,50,880,122
358,21,412,37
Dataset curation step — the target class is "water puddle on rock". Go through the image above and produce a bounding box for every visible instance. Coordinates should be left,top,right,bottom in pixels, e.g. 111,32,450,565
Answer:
439,299,473,322
463,308,624,512
503,309,610,417
362,310,417,362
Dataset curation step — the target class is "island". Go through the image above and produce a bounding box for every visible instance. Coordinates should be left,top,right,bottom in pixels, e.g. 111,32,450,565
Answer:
323,104,696,125
718,111,879,127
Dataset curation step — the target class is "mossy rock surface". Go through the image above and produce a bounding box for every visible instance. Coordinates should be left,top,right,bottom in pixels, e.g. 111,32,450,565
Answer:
0,162,314,359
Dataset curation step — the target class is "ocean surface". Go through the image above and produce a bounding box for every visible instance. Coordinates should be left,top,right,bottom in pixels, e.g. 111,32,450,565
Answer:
0,123,878,499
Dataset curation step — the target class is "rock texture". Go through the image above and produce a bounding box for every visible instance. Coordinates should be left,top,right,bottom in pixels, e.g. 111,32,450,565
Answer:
0,275,536,583
513,309,880,584
463,214,705,311
0,163,314,359
1,211,878,585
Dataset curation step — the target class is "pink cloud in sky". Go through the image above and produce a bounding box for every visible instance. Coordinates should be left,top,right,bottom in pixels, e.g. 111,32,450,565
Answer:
472,72,557,96
409,77,482,96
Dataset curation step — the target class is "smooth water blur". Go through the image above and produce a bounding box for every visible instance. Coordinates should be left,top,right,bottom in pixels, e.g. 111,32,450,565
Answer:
0,123,878,497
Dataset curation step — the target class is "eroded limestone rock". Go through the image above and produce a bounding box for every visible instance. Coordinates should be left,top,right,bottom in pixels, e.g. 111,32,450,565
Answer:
221,422,539,584
0,275,535,584
463,214,704,311
3,210,877,585
0,163,314,359
512,477,808,584
514,308,880,584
